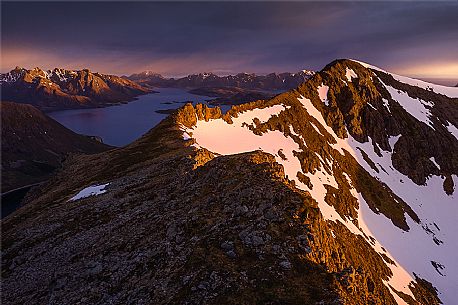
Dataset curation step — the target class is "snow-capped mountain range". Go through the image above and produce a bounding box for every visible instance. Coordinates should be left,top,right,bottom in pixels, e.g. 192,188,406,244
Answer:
0,67,150,111
2,59,457,305
127,70,315,91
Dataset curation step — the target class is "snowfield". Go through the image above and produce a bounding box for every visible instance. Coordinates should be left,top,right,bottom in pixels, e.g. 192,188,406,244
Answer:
317,84,330,106
446,122,458,140
184,63,458,304
382,80,435,129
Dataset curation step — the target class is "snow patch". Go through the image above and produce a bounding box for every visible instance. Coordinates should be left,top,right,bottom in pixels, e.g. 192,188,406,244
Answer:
382,98,391,113
310,122,324,136
69,183,110,201
317,84,330,106
345,67,357,82
182,132,192,141
430,157,440,169
445,122,458,140
367,102,377,110
388,134,401,151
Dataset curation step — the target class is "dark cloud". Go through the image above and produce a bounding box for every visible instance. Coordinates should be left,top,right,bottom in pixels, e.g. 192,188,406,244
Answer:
1,1,457,77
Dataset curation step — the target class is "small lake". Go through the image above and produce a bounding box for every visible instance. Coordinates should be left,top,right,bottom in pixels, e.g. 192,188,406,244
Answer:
48,88,226,147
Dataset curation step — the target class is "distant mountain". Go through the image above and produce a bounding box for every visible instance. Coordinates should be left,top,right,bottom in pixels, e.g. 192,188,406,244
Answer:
127,71,167,84
188,86,276,106
127,70,315,91
1,67,151,112
2,60,457,304
1,102,112,193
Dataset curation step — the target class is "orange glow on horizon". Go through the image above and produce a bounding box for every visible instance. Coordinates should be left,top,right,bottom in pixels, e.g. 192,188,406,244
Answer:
395,62,458,79
2,46,457,79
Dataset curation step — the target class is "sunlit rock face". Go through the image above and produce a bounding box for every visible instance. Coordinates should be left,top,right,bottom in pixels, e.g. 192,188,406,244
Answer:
2,59,457,305
182,59,458,304
0,67,151,111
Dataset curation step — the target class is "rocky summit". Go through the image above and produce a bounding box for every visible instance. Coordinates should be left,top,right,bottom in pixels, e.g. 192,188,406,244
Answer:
0,67,151,111
2,59,457,305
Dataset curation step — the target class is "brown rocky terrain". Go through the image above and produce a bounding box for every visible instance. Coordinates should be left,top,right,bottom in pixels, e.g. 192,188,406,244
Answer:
0,114,412,305
1,102,112,193
0,67,151,112
2,60,457,305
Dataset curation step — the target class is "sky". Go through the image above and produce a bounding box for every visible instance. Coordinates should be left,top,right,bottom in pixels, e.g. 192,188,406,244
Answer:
1,1,458,80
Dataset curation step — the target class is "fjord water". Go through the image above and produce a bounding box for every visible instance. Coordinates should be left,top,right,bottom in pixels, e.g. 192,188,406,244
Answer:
48,88,214,147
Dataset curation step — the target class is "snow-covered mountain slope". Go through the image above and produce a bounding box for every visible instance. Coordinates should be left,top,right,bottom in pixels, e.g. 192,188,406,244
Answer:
181,59,458,304
2,59,456,305
353,60,458,98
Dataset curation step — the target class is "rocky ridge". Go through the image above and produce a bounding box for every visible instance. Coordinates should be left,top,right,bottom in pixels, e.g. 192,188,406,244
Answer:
2,60,457,305
1,67,151,111
180,59,458,304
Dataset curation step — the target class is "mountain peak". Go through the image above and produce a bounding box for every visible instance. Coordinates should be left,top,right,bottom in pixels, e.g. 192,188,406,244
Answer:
176,61,457,303
2,59,457,305
144,71,163,77
301,69,315,75
128,71,165,81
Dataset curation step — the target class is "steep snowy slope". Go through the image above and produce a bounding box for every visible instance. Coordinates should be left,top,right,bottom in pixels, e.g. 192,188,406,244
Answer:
353,60,458,98
182,60,458,304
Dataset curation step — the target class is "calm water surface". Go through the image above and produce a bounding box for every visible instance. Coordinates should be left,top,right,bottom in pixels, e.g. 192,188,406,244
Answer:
48,88,225,147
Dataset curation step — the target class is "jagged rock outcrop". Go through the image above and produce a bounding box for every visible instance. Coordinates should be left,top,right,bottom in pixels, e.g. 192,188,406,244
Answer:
2,59,457,305
0,67,151,111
